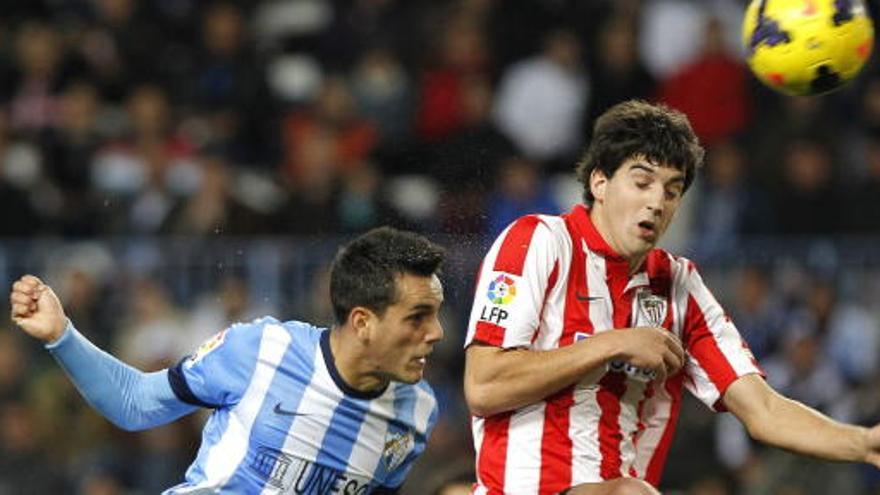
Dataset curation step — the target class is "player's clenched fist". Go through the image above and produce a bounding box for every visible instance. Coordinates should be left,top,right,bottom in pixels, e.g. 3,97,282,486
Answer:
10,275,67,343
605,326,685,383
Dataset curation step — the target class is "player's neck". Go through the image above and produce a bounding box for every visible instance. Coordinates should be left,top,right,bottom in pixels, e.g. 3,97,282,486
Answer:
328,328,389,393
588,206,648,275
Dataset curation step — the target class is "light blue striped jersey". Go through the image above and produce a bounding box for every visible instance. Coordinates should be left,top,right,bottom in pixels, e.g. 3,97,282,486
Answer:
165,316,439,494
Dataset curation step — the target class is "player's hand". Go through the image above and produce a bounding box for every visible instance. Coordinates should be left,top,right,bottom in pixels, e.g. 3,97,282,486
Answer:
608,326,685,382
10,275,67,343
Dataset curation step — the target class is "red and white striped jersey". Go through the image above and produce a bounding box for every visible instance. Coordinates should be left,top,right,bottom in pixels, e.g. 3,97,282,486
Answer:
465,205,762,495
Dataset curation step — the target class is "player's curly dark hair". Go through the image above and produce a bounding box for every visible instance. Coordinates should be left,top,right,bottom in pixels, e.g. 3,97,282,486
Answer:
330,227,445,325
576,100,704,205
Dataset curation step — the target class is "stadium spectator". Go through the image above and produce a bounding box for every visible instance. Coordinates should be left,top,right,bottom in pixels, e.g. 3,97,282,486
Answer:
430,75,515,234
586,14,655,135
281,76,378,183
161,153,269,236
415,14,489,143
727,266,787,361
691,140,774,260
847,134,880,232
485,156,560,238
183,2,273,164
7,22,69,135
42,82,105,236
658,17,752,147
493,29,588,167
352,47,415,146
113,277,188,370
0,400,67,492
90,84,197,234
773,139,844,236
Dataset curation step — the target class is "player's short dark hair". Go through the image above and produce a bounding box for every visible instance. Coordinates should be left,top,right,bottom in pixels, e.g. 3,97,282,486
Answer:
330,227,446,325
576,100,704,205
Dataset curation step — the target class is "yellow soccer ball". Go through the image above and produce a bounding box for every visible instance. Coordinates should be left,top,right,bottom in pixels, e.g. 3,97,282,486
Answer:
742,0,874,96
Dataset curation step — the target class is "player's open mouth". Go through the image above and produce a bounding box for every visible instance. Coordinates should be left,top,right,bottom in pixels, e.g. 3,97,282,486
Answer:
637,220,657,239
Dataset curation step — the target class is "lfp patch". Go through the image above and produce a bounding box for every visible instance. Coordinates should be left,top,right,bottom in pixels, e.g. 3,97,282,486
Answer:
186,329,228,367
487,274,517,305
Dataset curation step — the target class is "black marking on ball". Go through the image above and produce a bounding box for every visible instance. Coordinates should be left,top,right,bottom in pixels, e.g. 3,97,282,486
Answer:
833,0,855,26
749,1,792,55
810,64,843,93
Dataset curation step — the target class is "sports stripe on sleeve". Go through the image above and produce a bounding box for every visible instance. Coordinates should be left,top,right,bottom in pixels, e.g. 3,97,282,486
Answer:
169,360,221,408
494,216,542,274
682,263,764,410
466,215,560,349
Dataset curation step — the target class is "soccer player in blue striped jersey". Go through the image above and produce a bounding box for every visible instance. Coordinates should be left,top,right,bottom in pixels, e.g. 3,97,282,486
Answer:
10,227,446,494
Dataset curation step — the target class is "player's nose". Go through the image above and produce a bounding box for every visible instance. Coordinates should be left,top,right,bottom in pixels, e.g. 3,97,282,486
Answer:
645,186,664,214
426,318,444,343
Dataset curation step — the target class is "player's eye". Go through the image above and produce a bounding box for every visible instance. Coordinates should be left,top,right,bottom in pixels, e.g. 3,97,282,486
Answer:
407,313,427,325
632,173,652,188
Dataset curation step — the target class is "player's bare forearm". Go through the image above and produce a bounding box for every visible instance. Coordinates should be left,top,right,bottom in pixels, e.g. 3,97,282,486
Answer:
465,326,684,417
724,374,869,463
464,336,618,417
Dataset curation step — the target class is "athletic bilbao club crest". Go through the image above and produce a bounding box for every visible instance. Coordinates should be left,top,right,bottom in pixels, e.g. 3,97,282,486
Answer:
487,274,517,305
383,430,414,471
636,288,667,327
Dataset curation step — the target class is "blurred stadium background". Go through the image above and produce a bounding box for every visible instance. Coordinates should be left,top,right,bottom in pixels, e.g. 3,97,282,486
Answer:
2,0,880,493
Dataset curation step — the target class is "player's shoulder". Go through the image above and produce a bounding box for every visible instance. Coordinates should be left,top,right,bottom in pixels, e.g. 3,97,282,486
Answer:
414,381,440,431
390,379,438,411
524,212,568,232
500,213,571,245
227,316,324,345
397,381,439,432
646,248,700,282
414,379,437,403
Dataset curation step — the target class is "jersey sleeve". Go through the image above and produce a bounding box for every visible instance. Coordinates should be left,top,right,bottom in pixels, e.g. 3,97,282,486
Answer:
46,320,197,431
680,263,764,411
465,215,559,349
168,317,274,408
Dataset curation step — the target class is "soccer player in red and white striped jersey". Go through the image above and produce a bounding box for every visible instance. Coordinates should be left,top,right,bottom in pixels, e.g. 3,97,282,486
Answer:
464,100,880,495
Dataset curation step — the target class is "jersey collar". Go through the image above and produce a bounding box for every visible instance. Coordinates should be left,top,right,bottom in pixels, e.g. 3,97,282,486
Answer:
569,204,627,262
570,204,654,289
321,330,389,400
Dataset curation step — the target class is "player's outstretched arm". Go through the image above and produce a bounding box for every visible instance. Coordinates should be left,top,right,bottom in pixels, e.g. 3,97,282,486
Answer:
464,326,684,417
10,275,197,430
723,373,880,466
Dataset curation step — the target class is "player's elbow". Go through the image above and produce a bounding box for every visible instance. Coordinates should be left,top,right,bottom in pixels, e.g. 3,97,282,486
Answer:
464,345,521,416
464,387,487,417
465,387,495,417
464,376,505,417
100,404,155,432
742,401,789,446
107,416,147,432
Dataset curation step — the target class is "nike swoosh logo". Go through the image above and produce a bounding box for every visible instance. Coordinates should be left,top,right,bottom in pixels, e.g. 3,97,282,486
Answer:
575,292,603,302
273,403,306,417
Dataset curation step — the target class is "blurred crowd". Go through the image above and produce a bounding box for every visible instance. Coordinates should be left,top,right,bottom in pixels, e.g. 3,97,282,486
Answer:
3,0,880,494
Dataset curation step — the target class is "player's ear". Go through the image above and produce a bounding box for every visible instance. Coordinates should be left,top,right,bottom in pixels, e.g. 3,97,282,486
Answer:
590,169,608,203
349,307,375,342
